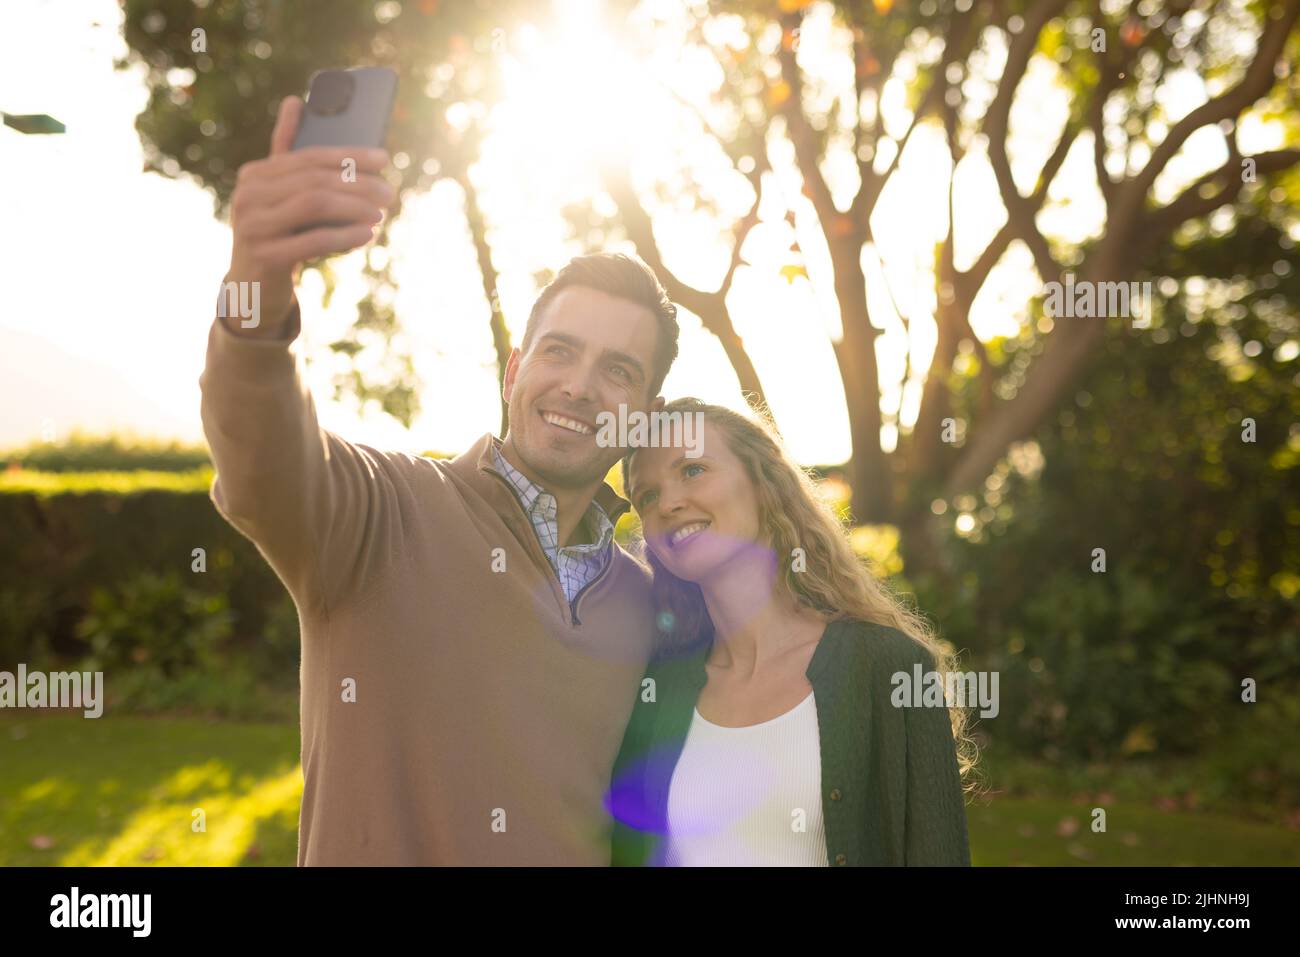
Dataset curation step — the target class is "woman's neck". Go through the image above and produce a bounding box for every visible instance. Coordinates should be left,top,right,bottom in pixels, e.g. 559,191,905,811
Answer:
698,551,826,676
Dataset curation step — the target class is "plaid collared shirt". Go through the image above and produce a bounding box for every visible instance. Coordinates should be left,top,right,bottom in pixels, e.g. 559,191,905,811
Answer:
488,439,614,605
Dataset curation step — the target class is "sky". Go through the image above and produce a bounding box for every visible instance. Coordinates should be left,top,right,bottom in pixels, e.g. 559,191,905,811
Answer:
0,0,1280,464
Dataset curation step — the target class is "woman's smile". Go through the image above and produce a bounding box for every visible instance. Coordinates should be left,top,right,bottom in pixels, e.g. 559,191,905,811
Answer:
667,520,711,549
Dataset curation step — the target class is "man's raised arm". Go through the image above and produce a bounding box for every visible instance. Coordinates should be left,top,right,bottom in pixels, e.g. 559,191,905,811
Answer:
199,96,399,612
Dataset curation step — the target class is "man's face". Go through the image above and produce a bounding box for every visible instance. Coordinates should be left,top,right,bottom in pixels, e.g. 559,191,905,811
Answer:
503,285,664,490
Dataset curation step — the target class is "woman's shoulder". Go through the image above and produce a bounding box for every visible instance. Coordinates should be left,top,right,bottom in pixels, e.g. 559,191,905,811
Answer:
823,617,937,669
639,635,711,694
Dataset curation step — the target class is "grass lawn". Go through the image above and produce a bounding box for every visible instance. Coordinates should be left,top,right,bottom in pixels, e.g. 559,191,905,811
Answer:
3,712,1298,866
967,798,1300,866
1,712,299,866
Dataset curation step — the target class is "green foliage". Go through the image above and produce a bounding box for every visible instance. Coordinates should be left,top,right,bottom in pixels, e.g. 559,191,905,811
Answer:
70,569,299,718
1200,692,1300,810
67,564,297,712
0,468,213,496
238,591,301,690
0,586,55,675
0,480,295,690
76,570,233,678
0,434,211,472
97,663,296,722
915,206,1300,763
978,566,1272,760
68,567,299,720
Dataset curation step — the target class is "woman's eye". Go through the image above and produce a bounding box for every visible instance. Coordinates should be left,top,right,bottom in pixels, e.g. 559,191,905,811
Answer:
683,463,705,478
639,491,658,507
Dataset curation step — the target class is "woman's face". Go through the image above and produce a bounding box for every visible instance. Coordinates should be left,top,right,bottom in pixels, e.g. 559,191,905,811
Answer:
627,420,764,583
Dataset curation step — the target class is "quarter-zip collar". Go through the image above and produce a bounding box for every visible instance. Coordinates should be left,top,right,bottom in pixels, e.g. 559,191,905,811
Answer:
449,432,631,523
447,433,633,626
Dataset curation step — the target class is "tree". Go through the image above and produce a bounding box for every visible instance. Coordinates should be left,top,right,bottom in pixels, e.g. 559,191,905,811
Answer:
120,0,1300,581
583,0,1299,575
912,193,1300,759
119,0,544,433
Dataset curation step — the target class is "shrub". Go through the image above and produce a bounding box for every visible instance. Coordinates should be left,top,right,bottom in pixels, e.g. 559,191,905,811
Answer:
0,474,288,667
76,570,233,678
0,434,211,472
0,468,213,496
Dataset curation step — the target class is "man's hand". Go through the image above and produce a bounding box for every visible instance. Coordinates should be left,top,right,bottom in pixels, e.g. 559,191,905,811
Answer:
221,95,395,336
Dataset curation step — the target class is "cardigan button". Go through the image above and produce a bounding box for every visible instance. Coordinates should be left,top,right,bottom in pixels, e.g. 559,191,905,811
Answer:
829,788,842,801
834,853,847,866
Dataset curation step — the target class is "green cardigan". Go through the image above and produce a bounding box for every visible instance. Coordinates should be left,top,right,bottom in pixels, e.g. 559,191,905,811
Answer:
608,617,971,866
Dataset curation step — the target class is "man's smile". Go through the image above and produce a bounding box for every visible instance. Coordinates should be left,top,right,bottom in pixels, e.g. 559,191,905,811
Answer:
539,408,596,436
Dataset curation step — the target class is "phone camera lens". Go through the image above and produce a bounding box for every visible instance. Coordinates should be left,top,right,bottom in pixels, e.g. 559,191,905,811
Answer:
307,70,355,116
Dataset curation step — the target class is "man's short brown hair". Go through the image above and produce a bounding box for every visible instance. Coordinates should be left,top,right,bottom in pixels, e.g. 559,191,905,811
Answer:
522,252,680,396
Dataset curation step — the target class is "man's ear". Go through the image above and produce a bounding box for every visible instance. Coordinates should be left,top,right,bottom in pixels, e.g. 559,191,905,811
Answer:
648,394,665,413
502,347,522,403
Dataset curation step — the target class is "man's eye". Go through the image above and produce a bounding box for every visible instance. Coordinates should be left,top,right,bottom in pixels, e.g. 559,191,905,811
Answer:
609,365,630,380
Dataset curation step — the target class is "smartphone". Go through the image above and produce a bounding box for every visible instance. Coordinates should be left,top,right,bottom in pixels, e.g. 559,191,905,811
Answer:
291,67,398,233
292,66,398,151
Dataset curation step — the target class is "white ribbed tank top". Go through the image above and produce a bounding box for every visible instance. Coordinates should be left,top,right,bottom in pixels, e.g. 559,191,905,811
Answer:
663,691,829,867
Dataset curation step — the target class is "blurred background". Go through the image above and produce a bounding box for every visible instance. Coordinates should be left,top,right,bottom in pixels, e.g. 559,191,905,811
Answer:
1,0,1297,865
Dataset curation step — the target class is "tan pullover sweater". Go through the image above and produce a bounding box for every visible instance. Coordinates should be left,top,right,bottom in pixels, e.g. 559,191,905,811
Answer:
199,307,657,865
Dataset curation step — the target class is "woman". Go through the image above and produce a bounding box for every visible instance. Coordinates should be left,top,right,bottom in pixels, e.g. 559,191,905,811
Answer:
608,398,976,866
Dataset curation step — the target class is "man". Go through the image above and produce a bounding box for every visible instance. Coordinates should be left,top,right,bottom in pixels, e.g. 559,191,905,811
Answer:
201,95,679,864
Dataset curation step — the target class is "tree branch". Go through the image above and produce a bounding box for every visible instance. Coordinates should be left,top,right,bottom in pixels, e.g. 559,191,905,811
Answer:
777,11,841,231
719,182,764,301
851,6,976,226
983,0,1072,283
1083,0,1170,208
1108,0,1300,235
1140,147,1300,250
604,167,770,412
955,116,1076,302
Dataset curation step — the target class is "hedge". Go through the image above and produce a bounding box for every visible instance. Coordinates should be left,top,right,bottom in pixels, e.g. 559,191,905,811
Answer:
0,470,289,673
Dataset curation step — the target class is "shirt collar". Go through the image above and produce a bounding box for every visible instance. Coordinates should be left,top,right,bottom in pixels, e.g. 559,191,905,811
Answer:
488,440,544,512
475,433,632,525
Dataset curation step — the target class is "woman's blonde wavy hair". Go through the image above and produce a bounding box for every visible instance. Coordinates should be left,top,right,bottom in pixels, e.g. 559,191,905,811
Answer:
623,397,979,788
